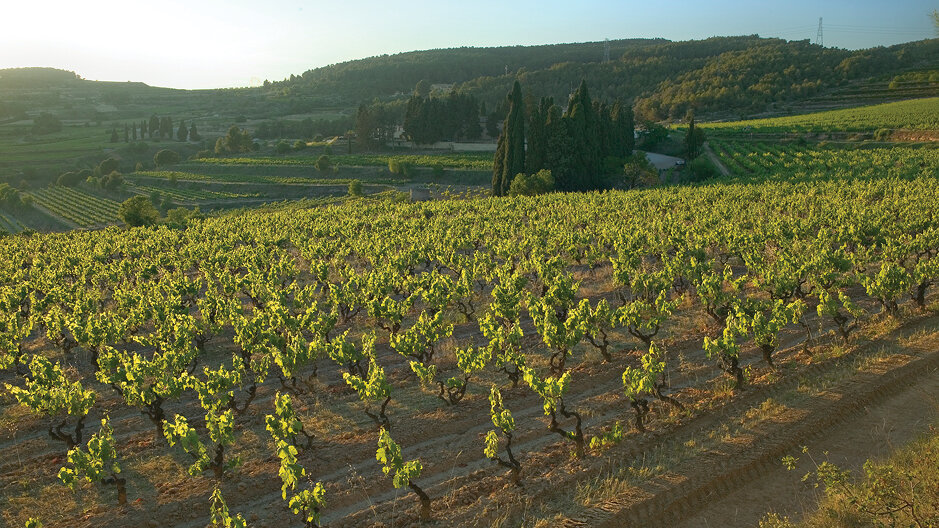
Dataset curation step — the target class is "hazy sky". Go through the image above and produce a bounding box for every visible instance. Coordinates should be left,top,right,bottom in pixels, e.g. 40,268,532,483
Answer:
1,0,936,89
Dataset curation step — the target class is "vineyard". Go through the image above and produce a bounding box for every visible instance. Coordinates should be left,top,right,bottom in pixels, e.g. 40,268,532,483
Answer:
0,210,26,234
710,140,939,181
195,152,494,170
701,97,939,135
26,186,120,228
135,170,408,186
129,184,263,203
2,173,939,527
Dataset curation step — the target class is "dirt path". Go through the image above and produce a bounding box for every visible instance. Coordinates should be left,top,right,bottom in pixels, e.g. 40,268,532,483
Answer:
674,356,939,528
703,142,732,177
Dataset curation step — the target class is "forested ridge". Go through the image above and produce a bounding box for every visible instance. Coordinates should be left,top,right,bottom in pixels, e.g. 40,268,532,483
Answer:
270,35,939,120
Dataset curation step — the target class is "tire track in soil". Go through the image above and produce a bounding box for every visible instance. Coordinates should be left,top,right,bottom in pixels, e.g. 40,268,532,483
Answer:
576,319,939,528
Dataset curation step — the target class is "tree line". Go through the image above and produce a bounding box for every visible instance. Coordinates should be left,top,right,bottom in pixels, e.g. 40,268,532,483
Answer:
109,115,201,143
492,80,635,196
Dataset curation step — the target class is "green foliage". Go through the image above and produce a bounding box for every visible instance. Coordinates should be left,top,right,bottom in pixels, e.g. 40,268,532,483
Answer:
622,151,657,189
508,169,554,196
163,410,240,478
492,81,526,196
57,417,125,505
5,354,95,420
58,417,119,488
275,140,292,155
215,126,253,154
688,156,719,182
488,385,514,435
684,116,705,159
210,485,248,528
403,91,481,144
523,368,571,417
266,392,325,525
118,196,160,227
314,155,332,172
153,149,181,167
347,179,362,196
376,428,422,489
777,439,939,528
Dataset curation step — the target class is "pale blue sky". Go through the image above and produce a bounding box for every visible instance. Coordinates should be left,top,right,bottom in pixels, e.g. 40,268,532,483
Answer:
1,0,936,89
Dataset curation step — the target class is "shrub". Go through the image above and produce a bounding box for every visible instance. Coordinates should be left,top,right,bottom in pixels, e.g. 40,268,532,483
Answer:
275,140,292,155
57,171,83,187
118,196,160,227
153,149,181,167
293,140,307,151
348,179,363,197
688,156,719,182
314,155,332,173
388,159,412,177
96,158,120,177
623,152,657,189
100,171,124,190
508,169,554,196
164,207,199,229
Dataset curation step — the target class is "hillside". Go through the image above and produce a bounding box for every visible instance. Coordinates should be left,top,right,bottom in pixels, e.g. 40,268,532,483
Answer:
271,35,939,120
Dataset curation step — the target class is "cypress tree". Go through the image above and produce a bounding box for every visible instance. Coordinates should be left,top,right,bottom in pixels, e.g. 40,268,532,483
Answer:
562,80,601,191
149,114,160,139
132,122,137,141
526,97,552,174
492,132,506,195
124,124,129,143
685,115,704,159
177,121,188,142
491,81,526,196
544,104,573,191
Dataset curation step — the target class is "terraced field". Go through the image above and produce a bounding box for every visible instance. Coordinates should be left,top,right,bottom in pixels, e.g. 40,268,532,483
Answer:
27,186,120,228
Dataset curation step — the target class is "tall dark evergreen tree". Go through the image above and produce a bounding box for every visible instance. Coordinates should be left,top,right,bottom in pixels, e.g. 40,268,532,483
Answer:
177,121,188,142
123,124,129,143
149,115,160,139
684,115,705,159
612,100,635,156
160,117,173,141
562,80,601,191
492,81,525,196
132,122,137,141
189,123,201,141
526,97,552,174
